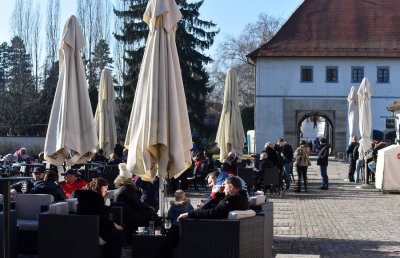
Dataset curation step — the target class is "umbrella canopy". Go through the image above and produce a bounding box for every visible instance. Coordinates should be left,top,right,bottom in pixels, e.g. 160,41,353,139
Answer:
215,68,246,161
347,86,359,144
44,15,98,166
125,0,192,181
357,77,373,160
94,69,117,156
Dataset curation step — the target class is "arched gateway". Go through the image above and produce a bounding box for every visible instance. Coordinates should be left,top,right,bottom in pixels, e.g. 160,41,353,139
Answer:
282,99,347,153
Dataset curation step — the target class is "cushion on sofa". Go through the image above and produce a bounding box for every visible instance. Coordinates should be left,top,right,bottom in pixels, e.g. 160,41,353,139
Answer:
228,209,256,219
249,195,266,205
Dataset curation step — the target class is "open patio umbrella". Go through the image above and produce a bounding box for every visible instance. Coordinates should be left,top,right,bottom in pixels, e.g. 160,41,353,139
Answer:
215,68,246,161
125,0,192,182
44,15,98,166
347,86,359,144
94,69,117,156
357,77,373,183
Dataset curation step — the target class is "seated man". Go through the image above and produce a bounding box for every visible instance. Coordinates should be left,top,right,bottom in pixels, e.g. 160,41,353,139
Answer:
157,177,249,258
29,170,66,201
197,170,224,210
178,176,249,220
10,167,45,196
60,169,87,198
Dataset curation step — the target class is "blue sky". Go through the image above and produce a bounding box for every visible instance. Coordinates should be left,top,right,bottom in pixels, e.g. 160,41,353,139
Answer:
0,0,303,56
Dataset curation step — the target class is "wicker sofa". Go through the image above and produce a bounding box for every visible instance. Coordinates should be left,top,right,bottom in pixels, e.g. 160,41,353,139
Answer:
179,202,273,258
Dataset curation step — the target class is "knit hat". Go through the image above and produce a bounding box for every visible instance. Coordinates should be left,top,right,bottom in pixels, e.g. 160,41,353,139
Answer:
118,163,132,178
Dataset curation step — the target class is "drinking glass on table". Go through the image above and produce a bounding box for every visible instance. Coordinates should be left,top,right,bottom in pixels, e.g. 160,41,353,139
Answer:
164,219,171,231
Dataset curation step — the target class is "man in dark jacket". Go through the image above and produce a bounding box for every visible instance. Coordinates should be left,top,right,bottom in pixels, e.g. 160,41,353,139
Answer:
317,138,329,190
278,139,294,190
346,136,358,182
178,176,249,220
10,167,45,196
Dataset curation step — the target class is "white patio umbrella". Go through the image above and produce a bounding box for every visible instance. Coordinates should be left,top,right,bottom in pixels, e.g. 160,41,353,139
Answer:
347,86,359,144
94,69,117,156
357,77,373,183
215,68,246,161
44,15,98,166
125,0,192,182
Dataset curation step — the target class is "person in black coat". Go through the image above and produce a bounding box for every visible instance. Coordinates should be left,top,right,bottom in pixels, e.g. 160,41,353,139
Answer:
113,166,156,240
317,138,329,190
178,176,249,220
254,152,274,190
156,177,249,258
29,170,66,201
75,178,123,258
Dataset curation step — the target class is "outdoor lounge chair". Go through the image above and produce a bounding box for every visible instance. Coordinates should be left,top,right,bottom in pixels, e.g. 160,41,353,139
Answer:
179,215,266,258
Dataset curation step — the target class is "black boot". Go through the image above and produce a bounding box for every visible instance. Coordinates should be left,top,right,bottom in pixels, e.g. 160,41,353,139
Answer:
304,180,308,192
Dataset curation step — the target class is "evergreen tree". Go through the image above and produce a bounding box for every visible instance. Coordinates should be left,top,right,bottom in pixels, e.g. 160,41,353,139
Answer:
0,42,11,135
114,0,217,137
38,61,59,132
7,36,38,136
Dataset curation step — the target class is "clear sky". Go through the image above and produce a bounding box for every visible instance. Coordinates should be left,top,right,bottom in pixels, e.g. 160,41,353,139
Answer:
0,0,303,56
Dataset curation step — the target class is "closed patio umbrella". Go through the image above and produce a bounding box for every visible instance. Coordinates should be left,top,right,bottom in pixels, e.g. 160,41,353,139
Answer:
44,15,98,166
215,68,246,161
94,69,117,156
357,77,373,184
347,86,359,144
125,0,192,182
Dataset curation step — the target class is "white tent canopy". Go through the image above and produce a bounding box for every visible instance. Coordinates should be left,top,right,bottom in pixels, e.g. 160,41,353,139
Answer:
94,69,117,156
375,145,400,191
125,0,192,182
44,15,98,166
347,86,359,144
215,68,246,161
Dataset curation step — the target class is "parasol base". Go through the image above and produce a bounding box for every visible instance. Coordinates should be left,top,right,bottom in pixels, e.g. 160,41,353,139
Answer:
356,184,375,189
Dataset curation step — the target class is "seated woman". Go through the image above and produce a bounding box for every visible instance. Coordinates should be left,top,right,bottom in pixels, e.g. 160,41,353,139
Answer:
113,163,156,239
75,178,123,258
29,170,66,201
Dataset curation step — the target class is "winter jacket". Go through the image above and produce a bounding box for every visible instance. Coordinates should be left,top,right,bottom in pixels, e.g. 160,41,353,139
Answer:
75,190,115,242
168,199,194,225
29,180,66,201
60,180,87,198
294,145,311,167
188,189,249,219
317,144,329,167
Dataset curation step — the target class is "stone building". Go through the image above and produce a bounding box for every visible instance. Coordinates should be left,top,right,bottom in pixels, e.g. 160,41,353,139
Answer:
248,0,400,153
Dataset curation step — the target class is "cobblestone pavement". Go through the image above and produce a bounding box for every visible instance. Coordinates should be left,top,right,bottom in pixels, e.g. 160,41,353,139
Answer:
271,156,400,258
122,156,400,258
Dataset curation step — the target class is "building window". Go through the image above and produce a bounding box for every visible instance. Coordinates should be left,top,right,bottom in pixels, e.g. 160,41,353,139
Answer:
386,118,395,129
326,67,338,83
377,67,390,83
351,66,364,83
301,66,313,82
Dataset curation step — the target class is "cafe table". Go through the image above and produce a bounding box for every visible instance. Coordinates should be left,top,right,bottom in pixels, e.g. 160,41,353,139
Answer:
0,176,31,258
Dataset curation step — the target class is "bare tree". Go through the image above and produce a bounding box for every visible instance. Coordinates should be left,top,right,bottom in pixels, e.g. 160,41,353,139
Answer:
46,0,60,65
31,3,41,91
11,0,33,60
208,13,283,107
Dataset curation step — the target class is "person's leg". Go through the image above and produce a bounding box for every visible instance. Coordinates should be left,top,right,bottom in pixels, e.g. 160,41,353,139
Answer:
348,158,355,182
295,166,302,192
303,166,308,191
283,162,291,189
106,228,124,258
320,166,328,189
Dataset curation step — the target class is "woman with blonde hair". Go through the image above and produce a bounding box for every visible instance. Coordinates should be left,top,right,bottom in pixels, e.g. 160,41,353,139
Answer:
294,139,311,192
75,177,124,258
113,163,155,241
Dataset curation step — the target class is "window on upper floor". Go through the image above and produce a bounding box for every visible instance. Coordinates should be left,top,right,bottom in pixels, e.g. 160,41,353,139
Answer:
326,67,338,83
351,66,364,83
377,67,390,83
301,66,313,82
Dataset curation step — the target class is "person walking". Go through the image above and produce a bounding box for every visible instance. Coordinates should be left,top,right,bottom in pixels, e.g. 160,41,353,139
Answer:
293,139,311,192
317,138,329,190
346,136,358,182
278,139,294,190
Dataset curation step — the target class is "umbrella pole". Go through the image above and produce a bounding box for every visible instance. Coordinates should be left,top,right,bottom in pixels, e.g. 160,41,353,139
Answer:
158,177,164,217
